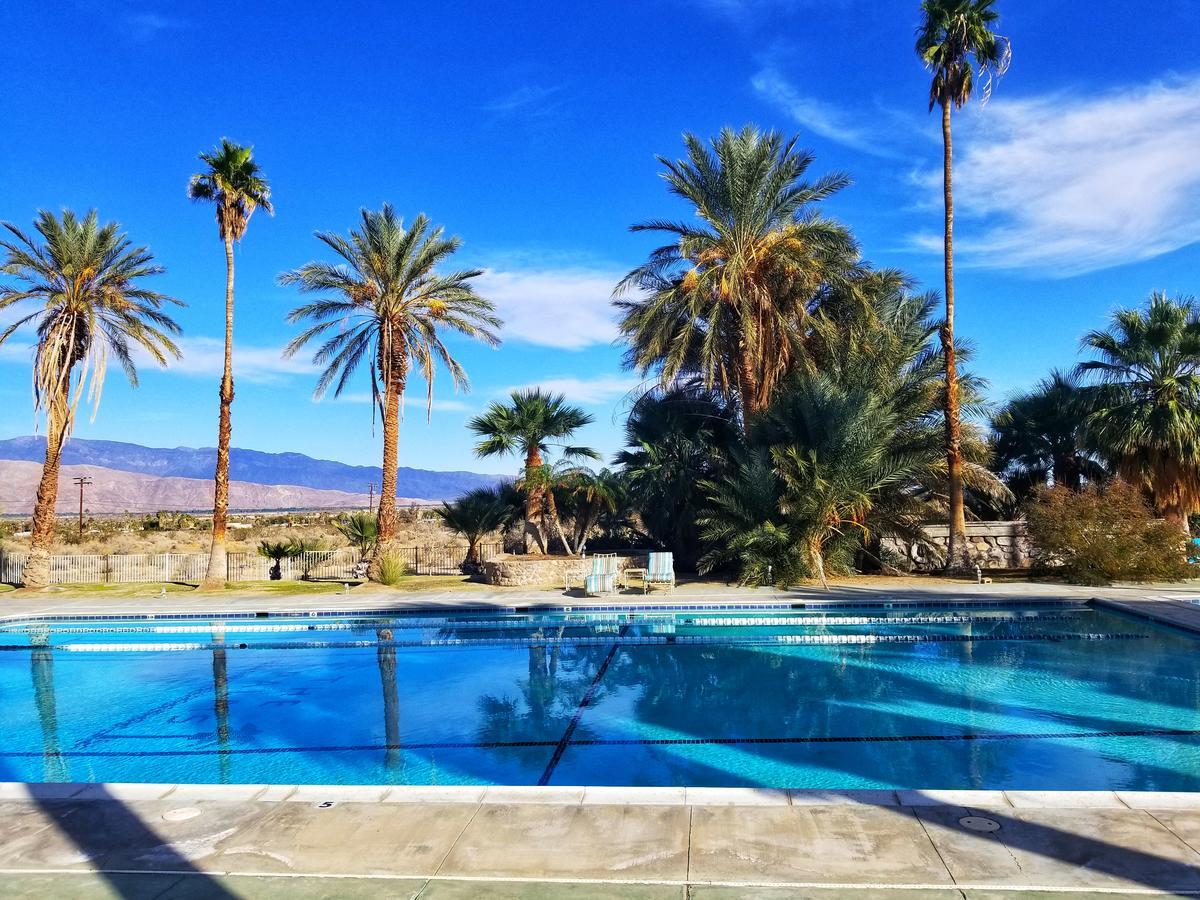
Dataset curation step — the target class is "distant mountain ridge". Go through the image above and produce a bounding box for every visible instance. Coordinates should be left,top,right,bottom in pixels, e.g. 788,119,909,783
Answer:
0,436,503,501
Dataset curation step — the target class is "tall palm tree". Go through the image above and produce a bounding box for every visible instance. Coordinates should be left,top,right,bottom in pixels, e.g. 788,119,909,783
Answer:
916,0,1011,568
615,126,859,422
188,139,273,589
469,389,598,554
1077,293,1200,532
0,210,182,587
991,370,1104,498
282,205,500,550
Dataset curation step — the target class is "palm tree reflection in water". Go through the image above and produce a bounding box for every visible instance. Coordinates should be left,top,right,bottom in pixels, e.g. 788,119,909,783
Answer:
378,629,401,778
211,622,231,784
30,627,68,783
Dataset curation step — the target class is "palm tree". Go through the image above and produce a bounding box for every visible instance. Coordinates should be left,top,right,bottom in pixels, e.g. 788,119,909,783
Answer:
615,384,737,564
615,126,859,422
469,389,598,554
561,468,622,555
916,0,1011,568
991,370,1104,498
436,485,522,564
699,284,1006,587
0,210,182,587
188,139,273,589
282,205,500,552
334,511,379,559
1077,293,1200,533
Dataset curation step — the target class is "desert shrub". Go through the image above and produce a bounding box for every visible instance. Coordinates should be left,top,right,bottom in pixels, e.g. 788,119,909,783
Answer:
1026,480,1196,585
371,547,410,586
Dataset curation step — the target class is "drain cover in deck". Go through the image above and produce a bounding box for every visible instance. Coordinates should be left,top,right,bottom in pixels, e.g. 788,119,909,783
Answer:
959,815,1001,832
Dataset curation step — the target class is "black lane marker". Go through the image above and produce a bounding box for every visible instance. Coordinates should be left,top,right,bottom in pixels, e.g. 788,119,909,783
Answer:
536,625,628,785
5,727,1200,759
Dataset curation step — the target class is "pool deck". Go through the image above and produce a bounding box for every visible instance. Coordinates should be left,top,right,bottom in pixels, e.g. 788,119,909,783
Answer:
4,577,1200,897
4,785,1200,897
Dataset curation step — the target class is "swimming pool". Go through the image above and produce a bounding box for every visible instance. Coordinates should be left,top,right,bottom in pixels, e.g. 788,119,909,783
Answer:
2,602,1198,790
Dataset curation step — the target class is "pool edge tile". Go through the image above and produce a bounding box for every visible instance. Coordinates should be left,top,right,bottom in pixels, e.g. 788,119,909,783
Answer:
483,785,586,804
383,786,487,803
685,787,791,806
1004,790,1126,808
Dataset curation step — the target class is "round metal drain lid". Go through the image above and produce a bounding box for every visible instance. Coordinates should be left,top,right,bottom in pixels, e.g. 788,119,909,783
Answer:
162,807,201,823
959,815,1000,833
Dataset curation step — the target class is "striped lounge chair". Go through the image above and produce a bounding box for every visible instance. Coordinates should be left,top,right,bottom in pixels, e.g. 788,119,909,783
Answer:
643,551,675,594
582,553,618,597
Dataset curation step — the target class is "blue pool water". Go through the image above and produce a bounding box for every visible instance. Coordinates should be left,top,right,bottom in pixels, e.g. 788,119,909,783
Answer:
2,603,1199,790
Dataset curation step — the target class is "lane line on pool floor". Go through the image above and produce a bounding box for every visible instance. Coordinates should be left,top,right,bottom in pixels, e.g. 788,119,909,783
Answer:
8,726,1200,760
537,624,628,785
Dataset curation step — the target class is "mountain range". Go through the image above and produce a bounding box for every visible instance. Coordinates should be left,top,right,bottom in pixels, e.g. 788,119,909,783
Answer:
0,436,504,509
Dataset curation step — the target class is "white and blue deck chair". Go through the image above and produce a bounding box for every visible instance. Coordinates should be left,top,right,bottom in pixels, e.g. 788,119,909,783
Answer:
643,551,675,594
581,553,618,597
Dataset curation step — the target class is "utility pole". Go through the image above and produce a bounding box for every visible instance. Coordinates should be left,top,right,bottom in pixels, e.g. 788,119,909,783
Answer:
368,482,375,511
73,476,93,540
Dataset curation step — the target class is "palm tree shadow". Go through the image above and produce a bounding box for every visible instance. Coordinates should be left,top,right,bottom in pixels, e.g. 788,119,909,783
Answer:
1,644,238,898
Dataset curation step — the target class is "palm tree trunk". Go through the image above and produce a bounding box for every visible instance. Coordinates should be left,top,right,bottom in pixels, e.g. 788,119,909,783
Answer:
377,372,404,545
809,534,829,591
201,236,237,589
940,99,969,572
523,447,547,554
544,489,576,555
23,388,72,587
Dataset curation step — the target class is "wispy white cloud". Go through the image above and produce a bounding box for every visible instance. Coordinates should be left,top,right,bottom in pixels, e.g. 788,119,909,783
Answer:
476,267,621,350
1,334,308,385
909,75,1200,275
146,337,315,384
501,375,644,406
124,11,190,42
752,69,897,157
483,84,565,116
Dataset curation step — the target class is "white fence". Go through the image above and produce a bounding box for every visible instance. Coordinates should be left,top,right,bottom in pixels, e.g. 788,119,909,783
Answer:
0,548,364,586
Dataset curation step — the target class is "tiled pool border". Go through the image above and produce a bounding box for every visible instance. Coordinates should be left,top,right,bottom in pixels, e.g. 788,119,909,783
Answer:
2,781,1198,809
0,597,1091,627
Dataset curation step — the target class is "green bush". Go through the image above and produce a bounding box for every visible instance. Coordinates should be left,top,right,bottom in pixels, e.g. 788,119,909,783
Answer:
1026,480,1196,585
373,548,409,586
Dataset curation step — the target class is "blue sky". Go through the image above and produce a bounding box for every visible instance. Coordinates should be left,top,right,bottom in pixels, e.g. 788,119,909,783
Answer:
2,0,1200,479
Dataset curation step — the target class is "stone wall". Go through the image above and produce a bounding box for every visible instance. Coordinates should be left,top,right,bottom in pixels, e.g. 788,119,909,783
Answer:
481,554,644,587
883,521,1032,572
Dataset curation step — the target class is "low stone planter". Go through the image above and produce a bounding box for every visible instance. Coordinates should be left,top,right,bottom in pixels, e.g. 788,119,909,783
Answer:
481,554,643,587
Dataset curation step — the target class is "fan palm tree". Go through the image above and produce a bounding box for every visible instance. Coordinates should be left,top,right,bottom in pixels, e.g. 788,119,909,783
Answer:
436,485,522,564
469,389,598,554
561,468,623,555
188,138,273,589
916,0,1011,568
334,511,379,559
615,126,859,422
991,370,1104,497
0,210,182,587
282,205,500,550
1077,293,1200,532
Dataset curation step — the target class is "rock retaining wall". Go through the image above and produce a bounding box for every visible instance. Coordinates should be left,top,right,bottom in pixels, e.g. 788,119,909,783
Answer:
481,554,644,587
884,521,1032,571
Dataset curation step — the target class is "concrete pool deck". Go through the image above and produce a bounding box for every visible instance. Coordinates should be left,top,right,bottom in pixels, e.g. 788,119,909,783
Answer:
3,785,1200,897
4,578,1200,897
